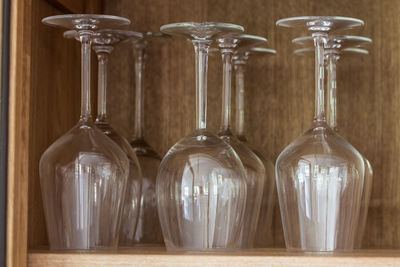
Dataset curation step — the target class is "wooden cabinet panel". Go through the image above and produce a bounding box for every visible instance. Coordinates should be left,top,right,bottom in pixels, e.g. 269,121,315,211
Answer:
12,0,400,262
8,0,32,265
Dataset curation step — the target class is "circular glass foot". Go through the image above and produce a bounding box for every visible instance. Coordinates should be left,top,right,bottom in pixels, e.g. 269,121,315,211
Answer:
293,35,372,49
234,47,276,62
276,16,364,32
342,47,369,55
294,47,369,56
160,22,244,40
219,33,267,49
42,14,130,30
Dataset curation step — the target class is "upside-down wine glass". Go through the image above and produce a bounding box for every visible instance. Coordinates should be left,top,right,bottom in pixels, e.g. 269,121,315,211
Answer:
63,28,145,247
129,32,169,245
157,22,247,252
233,47,277,248
293,35,373,249
216,34,267,249
324,40,373,249
40,15,130,250
275,16,365,251
93,29,144,247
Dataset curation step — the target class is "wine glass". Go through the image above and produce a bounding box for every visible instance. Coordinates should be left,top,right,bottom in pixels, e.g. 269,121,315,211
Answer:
323,41,373,249
63,29,145,247
92,29,144,247
157,22,247,252
293,35,373,249
216,34,267,249
128,32,169,246
40,14,131,250
275,16,365,251
233,47,277,248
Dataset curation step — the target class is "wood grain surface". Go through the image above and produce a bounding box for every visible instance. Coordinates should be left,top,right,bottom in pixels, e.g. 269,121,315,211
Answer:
27,248,400,267
8,0,32,265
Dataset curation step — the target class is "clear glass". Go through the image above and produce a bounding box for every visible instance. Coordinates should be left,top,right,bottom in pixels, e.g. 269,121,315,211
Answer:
157,22,247,252
294,36,373,249
216,35,266,249
90,30,144,247
293,35,372,49
233,47,277,248
129,36,165,245
324,46,373,249
275,17,365,251
276,16,364,32
39,14,131,250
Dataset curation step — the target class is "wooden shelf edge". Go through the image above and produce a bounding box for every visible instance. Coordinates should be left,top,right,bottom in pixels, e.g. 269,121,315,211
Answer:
28,248,400,267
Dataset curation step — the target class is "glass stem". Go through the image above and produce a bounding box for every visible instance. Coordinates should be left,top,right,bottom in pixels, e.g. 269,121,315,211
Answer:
134,42,146,140
234,62,246,138
313,33,327,123
96,50,111,122
193,40,211,130
79,32,93,122
326,53,339,131
220,48,234,132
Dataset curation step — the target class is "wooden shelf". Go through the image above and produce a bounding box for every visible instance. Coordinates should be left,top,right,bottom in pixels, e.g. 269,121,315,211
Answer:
28,248,400,267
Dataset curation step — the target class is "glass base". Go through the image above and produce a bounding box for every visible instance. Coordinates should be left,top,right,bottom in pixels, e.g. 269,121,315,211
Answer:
42,14,130,30
276,16,364,32
160,22,244,40
286,247,353,253
292,35,372,49
94,30,143,46
219,33,267,49
49,246,119,252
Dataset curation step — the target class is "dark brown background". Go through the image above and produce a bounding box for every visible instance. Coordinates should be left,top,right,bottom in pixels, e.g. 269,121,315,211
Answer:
28,0,399,249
